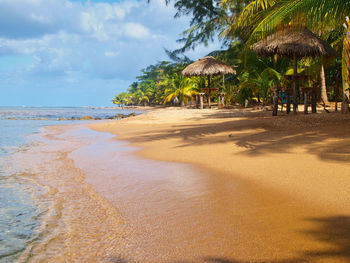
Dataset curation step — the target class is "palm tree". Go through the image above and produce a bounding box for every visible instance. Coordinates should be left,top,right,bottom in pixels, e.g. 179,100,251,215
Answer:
162,73,199,106
344,17,350,92
238,67,283,105
341,17,350,112
134,83,152,106
112,92,129,106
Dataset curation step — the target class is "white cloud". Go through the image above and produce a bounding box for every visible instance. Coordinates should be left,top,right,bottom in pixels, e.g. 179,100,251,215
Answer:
0,0,222,106
104,51,119,57
0,0,194,78
124,23,150,39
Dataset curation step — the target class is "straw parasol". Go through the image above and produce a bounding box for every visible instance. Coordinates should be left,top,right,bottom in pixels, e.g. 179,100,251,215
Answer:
252,27,336,114
182,56,236,77
182,56,236,108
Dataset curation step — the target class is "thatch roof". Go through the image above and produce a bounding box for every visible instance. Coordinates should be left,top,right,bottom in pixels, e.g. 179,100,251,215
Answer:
182,56,236,77
252,27,336,58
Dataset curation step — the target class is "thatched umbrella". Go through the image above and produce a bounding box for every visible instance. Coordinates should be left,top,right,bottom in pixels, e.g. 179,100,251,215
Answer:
182,56,236,108
252,27,336,114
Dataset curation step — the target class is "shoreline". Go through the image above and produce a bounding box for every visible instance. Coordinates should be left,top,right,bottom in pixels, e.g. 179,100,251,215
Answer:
11,124,126,262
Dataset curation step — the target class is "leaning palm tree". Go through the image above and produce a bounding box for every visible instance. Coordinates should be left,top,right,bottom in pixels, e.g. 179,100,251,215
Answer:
341,17,350,112
344,17,350,91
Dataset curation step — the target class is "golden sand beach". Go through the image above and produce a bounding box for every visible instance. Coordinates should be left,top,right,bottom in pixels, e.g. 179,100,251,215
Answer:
88,107,350,262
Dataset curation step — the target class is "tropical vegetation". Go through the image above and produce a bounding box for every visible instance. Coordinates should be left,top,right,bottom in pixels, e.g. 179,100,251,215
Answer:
114,0,350,108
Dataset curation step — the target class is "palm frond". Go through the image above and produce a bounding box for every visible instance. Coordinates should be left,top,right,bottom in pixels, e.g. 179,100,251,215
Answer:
234,0,277,28
249,0,350,43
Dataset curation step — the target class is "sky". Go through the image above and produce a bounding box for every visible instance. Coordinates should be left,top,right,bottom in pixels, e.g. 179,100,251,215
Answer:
0,0,220,107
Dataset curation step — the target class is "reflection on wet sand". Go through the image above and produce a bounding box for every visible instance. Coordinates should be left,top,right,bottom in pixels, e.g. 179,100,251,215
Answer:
14,123,350,262
14,125,124,262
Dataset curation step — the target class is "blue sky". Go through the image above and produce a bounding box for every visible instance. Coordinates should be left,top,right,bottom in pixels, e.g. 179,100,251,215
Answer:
0,0,220,106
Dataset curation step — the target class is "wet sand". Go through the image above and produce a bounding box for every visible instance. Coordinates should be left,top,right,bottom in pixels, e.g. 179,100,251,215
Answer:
12,125,125,262
89,107,350,262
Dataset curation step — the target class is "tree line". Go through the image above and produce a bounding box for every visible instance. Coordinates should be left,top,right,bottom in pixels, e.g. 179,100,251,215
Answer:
113,0,349,107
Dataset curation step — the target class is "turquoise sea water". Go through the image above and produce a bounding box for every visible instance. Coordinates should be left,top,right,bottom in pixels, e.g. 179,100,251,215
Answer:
0,107,140,262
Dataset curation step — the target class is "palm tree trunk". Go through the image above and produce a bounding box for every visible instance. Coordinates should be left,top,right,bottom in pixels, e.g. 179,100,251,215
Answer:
320,63,329,106
343,17,350,113
180,94,185,107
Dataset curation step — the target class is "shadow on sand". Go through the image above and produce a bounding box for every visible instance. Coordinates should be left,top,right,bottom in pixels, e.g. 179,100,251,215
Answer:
104,111,350,262
124,111,350,163
105,216,350,263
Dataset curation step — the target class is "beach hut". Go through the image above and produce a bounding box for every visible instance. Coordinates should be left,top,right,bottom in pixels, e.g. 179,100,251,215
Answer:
252,26,336,115
182,56,236,109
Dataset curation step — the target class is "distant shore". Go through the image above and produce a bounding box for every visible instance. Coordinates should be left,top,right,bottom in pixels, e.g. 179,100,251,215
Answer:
89,106,350,262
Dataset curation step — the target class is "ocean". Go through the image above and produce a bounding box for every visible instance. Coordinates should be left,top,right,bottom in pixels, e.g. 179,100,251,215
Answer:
0,107,140,262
